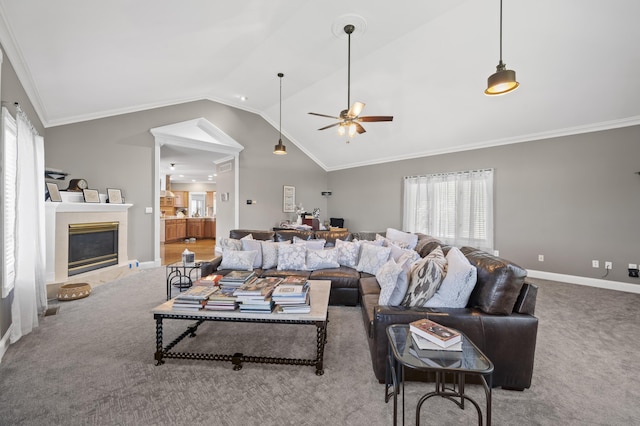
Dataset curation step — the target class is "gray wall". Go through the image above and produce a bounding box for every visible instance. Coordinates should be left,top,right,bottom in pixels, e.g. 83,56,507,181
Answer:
44,100,328,264
328,125,640,285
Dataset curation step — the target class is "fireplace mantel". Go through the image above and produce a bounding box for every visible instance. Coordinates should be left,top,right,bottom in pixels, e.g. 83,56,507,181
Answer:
45,199,133,283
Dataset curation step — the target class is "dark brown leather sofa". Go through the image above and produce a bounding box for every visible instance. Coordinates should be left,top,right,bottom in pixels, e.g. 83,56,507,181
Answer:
211,229,538,390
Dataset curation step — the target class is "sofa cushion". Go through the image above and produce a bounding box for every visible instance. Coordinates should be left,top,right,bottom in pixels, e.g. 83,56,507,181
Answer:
219,249,256,271
241,239,263,269
386,227,419,250
335,239,360,268
461,246,527,315
415,236,443,258
277,243,307,270
306,248,340,270
424,246,477,308
229,229,275,241
260,240,290,269
356,243,391,275
377,259,409,306
275,230,315,242
314,230,352,247
401,246,447,307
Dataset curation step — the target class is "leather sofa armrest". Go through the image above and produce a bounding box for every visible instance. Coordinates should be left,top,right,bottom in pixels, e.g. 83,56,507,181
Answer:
200,256,222,276
513,282,538,315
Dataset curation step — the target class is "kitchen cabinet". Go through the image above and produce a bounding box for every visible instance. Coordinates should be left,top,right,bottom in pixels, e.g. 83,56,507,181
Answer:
160,197,173,207
173,191,187,208
187,218,204,239
176,219,187,240
204,219,216,239
165,220,177,242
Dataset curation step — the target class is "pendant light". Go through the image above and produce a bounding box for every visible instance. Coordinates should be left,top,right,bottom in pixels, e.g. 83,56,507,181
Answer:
273,72,287,155
485,0,519,95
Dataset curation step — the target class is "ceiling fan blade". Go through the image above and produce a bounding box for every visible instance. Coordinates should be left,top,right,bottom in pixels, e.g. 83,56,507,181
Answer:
355,123,366,134
347,101,365,118
358,116,394,122
309,112,341,119
318,122,341,131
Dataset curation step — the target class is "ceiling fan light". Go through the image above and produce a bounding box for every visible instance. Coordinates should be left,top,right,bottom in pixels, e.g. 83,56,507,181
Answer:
337,124,346,136
485,66,519,95
348,123,357,138
273,139,287,155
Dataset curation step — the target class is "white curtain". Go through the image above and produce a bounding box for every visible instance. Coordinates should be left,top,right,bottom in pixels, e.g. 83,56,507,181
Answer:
10,106,47,343
403,169,494,251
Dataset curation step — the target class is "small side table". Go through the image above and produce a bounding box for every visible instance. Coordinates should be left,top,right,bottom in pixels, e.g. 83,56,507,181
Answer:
165,261,203,300
385,324,494,426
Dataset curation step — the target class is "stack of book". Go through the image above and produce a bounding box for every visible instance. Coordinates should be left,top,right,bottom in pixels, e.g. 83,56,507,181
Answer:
172,285,218,311
408,319,463,367
272,279,311,314
219,270,256,289
194,273,224,287
203,287,237,311
233,277,282,313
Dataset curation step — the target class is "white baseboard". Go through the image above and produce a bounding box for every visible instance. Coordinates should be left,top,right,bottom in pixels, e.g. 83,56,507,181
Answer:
140,259,160,269
527,270,640,294
0,324,13,364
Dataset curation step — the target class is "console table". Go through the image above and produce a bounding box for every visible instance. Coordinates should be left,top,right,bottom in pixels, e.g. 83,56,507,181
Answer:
385,324,494,425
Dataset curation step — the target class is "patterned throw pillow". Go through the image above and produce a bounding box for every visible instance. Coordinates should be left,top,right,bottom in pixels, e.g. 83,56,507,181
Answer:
306,248,340,270
335,239,360,268
260,241,290,270
424,247,477,308
277,244,307,271
220,249,257,271
356,243,391,275
377,259,408,306
386,227,419,250
293,236,326,250
241,239,263,269
217,237,242,253
401,246,447,307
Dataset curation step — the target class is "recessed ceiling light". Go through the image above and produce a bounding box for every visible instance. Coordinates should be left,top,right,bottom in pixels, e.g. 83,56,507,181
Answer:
191,179,196,182
179,174,184,178
240,96,248,101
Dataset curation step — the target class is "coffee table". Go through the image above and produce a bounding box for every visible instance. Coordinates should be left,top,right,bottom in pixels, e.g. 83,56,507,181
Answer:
152,280,330,375
385,324,494,426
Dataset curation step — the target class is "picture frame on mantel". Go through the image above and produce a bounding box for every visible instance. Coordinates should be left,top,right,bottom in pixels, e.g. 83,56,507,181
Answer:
283,185,295,212
107,188,123,204
46,182,62,202
82,189,101,203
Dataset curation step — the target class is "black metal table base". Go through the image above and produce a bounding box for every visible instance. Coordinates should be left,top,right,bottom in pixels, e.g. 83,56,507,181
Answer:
154,313,328,375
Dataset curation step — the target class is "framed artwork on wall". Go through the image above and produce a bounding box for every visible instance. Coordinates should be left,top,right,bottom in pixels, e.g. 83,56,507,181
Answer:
46,182,62,202
283,185,295,212
82,189,100,203
107,188,123,204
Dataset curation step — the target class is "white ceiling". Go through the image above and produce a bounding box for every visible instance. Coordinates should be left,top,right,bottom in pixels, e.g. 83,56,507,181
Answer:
1,0,639,177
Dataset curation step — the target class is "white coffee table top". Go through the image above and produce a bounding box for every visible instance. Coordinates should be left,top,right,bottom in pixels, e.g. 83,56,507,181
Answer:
152,279,331,322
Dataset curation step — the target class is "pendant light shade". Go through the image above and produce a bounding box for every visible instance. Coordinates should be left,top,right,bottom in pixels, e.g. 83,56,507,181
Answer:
273,73,287,155
485,0,519,96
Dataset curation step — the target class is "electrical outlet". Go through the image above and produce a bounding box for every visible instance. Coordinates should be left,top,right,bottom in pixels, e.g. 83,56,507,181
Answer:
493,250,499,256
538,255,544,262
605,261,612,270
592,260,599,268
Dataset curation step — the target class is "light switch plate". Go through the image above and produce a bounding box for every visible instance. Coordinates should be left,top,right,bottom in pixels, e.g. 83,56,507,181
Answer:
145,207,153,214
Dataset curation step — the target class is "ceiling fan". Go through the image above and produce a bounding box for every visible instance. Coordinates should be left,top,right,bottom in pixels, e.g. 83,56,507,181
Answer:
309,24,393,141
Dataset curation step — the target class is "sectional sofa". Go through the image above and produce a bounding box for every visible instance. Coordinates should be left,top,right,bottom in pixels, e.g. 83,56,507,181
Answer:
206,228,538,390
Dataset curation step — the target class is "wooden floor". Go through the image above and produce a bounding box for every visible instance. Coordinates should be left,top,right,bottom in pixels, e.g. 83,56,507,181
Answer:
160,238,216,265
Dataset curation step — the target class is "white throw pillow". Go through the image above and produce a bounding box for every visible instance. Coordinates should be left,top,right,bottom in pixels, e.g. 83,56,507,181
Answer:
260,240,290,270
386,227,419,250
335,239,360,268
220,249,257,271
377,259,409,306
401,246,447,307
293,236,326,250
424,247,477,308
277,243,307,270
241,239,263,269
356,243,391,275
388,242,421,264
216,237,242,253
306,248,340,270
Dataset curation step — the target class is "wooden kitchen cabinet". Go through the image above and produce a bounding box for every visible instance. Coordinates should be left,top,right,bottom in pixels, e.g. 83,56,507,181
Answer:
160,197,173,207
165,220,177,242
204,219,216,239
176,219,187,240
173,191,187,208
187,218,204,239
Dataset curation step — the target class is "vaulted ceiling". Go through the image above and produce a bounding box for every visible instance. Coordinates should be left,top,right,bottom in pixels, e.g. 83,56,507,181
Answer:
1,0,639,174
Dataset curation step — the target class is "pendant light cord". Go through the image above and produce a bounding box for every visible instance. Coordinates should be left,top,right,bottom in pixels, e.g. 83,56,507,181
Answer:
347,29,351,109
278,73,283,138
499,0,503,64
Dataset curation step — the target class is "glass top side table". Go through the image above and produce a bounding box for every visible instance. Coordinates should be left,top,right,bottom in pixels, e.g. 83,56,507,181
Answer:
165,261,203,300
385,324,494,426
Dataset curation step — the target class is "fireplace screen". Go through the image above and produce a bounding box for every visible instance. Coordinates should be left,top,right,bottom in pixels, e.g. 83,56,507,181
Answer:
68,222,119,276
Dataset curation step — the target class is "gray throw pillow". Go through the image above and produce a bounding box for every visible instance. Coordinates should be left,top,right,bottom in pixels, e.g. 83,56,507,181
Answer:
377,259,408,306
424,247,477,308
401,246,447,307
277,243,306,270
356,243,391,275
220,249,257,271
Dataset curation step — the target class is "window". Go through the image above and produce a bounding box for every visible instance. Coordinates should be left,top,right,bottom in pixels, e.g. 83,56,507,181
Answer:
2,107,17,297
403,169,494,251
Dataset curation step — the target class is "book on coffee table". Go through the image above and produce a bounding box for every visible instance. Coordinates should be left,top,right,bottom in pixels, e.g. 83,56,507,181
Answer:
411,332,462,352
409,318,461,348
